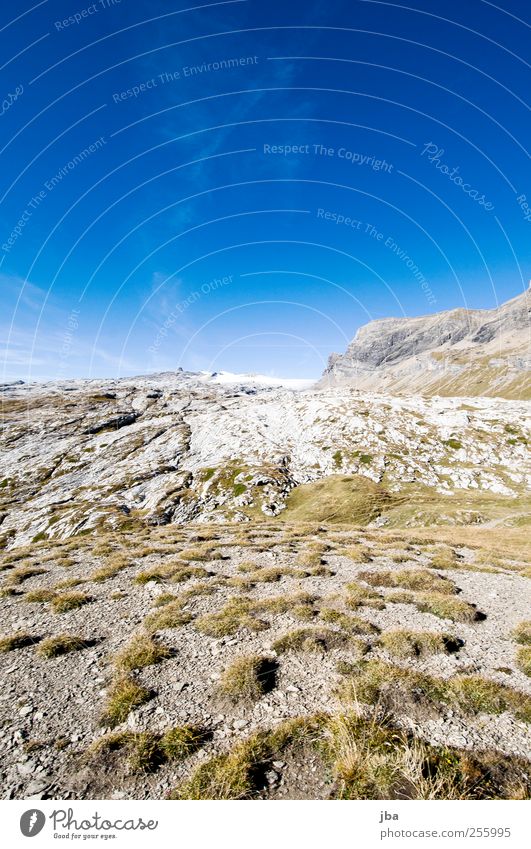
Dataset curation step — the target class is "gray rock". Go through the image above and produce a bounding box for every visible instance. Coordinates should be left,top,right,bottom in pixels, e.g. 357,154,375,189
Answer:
25,779,49,796
16,762,35,777
319,288,530,396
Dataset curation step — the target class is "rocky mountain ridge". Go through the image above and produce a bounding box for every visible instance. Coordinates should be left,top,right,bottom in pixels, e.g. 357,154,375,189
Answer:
319,289,530,398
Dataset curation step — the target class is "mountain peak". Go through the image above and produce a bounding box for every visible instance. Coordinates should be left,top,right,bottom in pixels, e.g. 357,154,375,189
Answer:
319,289,530,399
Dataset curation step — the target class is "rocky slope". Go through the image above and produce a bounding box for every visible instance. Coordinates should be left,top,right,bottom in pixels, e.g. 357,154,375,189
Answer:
1,372,530,801
0,521,530,800
1,374,529,548
319,288,531,399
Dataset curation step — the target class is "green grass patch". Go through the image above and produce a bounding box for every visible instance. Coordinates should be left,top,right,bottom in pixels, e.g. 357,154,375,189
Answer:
171,716,324,799
339,660,530,723
281,475,393,525
87,725,205,773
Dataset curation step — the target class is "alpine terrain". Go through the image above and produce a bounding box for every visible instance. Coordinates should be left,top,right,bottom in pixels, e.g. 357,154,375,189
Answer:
0,292,529,802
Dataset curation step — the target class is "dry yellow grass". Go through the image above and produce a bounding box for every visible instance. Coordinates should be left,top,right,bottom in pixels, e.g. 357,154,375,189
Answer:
51,592,91,613
379,629,462,658
100,676,152,728
387,590,481,622
143,602,193,633
195,597,268,638
38,635,87,658
359,569,456,594
216,654,274,704
114,633,171,670
0,632,36,651
512,621,531,645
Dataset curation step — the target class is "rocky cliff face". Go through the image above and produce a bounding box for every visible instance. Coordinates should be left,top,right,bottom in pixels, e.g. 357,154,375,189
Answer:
319,289,531,399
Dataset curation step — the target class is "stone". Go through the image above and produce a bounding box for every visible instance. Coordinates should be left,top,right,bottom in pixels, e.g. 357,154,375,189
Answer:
25,779,49,796
16,762,35,777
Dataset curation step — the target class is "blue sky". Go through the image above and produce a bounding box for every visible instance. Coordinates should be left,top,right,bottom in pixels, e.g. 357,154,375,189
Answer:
1,0,529,380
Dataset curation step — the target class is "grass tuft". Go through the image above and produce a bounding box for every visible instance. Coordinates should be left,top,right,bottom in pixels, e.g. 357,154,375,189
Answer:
387,590,481,622
339,546,372,563
171,736,266,800
51,591,91,613
114,633,171,670
25,588,56,603
134,562,208,584
379,629,462,658
143,601,193,633
0,632,36,652
319,607,378,635
170,717,325,799
87,725,205,773
344,581,385,610
152,593,180,608
228,565,307,587
429,549,461,570
195,597,268,638
273,627,351,654
6,566,47,586
216,654,276,704
170,566,210,584
178,546,223,562
100,675,152,728
516,647,531,677
359,569,456,595
296,548,326,568
253,591,317,616
325,711,529,800
38,635,88,658
159,726,206,761
339,659,531,723
512,621,531,646
90,564,125,582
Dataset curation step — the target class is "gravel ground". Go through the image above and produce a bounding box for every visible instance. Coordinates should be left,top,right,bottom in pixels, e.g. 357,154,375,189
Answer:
0,526,529,800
